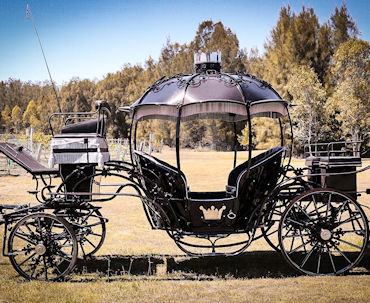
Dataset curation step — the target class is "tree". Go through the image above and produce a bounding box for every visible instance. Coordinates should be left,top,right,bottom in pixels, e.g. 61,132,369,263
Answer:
60,78,95,113
1,105,12,131
11,105,23,132
191,20,242,72
326,38,370,149
287,65,326,154
330,2,359,49
23,100,41,129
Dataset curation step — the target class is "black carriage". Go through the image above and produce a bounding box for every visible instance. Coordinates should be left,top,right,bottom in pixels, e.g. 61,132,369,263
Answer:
0,53,368,280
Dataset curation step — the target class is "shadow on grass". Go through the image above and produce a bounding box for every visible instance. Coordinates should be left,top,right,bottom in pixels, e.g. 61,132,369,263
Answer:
73,248,370,282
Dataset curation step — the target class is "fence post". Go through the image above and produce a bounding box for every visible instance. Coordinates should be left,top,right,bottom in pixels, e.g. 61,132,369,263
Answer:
116,142,122,160
36,143,43,161
30,127,34,154
148,134,155,155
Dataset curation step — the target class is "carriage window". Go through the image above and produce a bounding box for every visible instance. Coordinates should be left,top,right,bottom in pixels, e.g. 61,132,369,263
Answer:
136,119,178,166
242,117,282,150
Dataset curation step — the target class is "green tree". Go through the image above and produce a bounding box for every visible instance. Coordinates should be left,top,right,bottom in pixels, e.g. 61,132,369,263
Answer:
23,100,41,129
60,78,95,113
330,2,359,49
11,105,23,132
1,105,12,131
326,38,370,149
287,65,326,154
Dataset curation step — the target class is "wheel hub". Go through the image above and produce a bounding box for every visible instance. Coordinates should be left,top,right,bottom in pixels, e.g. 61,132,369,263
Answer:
35,243,46,255
320,229,332,241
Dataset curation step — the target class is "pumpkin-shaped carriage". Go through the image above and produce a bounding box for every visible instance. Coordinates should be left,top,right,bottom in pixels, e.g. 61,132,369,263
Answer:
0,53,368,280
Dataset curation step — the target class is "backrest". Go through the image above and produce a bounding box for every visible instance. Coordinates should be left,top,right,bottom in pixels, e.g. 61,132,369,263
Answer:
228,146,285,212
61,119,106,136
134,150,187,199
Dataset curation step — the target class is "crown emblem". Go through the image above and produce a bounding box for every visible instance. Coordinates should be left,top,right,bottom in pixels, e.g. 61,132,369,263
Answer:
199,205,226,220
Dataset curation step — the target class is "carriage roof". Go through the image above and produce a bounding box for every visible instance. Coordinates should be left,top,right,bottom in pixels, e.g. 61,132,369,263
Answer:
119,72,290,122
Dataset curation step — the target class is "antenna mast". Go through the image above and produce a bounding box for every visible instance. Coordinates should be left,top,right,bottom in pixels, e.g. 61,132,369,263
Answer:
26,4,62,113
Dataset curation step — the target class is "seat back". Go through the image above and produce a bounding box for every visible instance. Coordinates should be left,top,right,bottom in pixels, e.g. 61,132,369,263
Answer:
228,146,285,214
61,119,106,135
134,151,187,199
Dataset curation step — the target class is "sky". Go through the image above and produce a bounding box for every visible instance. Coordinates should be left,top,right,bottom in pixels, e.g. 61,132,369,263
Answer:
0,0,369,84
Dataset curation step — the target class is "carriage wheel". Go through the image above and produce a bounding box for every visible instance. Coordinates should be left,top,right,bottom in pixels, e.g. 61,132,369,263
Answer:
8,213,78,281
261,198,287,252
55,208,106,258
279,189,368,275
261,183,305,252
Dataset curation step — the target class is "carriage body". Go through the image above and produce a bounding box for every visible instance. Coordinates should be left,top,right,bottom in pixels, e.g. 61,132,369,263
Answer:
0,54,368,280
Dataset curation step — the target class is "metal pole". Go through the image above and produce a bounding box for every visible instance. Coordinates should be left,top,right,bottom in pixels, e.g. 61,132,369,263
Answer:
233,122,237,169
27,4,62,112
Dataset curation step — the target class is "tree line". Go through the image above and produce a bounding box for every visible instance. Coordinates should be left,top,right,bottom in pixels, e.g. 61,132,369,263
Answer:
0,2,369,153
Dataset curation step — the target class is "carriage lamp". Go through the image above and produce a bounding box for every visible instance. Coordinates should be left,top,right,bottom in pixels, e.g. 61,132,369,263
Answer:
194,51,222,73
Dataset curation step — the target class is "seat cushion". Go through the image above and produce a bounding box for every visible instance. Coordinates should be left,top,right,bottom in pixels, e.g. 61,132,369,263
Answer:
61,119,105,134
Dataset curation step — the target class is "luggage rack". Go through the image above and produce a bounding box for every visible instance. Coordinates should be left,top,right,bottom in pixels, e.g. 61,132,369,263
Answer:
304,141,362,166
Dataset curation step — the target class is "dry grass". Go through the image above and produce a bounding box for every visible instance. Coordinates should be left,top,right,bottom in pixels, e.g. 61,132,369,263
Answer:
0,150,369,303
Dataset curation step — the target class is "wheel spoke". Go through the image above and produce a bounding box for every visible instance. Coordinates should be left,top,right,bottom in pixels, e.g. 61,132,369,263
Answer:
55,252,72,263
18,252,37,267
326,244,336,273
89,232,103,237
14,232,37,245
332,243,352,264
43,255,48,280
301,243,317,267
288,239,311,254
325,193,332,217
334,238,362,250
24,222,34,234
84,222,104,228
316,252,321,274
283,225,294,238
84,237,97,248
286,218,305,227
298,229,308,253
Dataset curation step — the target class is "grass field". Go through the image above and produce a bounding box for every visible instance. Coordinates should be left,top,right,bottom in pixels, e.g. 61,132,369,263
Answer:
0,150,369,303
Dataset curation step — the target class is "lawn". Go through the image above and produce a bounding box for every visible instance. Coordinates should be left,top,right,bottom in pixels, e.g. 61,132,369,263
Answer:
0,150,369,303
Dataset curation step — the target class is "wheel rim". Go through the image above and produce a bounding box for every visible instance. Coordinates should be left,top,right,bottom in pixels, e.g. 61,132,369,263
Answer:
279,189,369,275
55,208,106,257
8,213,78,281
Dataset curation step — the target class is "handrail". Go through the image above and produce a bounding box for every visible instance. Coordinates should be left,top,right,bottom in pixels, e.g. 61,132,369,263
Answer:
304,141,362,159
48,102,111,136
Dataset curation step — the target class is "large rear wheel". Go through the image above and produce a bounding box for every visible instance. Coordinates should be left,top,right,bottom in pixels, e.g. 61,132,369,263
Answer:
279,189,368,275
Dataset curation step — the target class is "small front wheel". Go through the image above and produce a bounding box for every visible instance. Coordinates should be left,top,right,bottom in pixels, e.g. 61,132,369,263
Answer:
279,189,368,275
8,212,78,281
